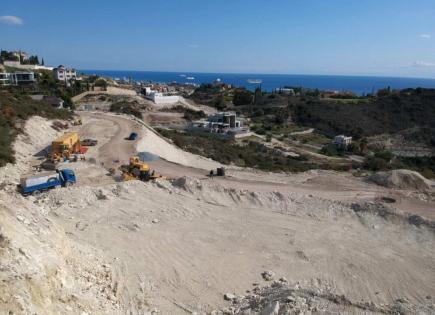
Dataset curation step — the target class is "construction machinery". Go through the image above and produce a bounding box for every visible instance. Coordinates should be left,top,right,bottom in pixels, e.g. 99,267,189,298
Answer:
121,156,164,182
49,132,83,162
72,117,82,126
20,169,76,195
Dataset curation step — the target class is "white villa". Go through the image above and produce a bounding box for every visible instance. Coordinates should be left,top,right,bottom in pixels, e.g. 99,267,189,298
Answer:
53,65,77,81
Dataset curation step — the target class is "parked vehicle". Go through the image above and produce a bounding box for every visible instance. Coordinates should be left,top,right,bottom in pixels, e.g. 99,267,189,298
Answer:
19,169,76,195
81,138,98,146
127,132,138,140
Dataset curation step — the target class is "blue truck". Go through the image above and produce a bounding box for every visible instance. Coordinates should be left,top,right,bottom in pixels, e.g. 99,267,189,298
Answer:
127,132,138,140
20,169,76,195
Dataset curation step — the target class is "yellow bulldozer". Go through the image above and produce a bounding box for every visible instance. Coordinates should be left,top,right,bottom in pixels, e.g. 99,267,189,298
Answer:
121,156,165,182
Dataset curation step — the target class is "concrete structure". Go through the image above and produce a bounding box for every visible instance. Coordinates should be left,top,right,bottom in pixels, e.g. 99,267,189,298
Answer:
333,135,352,148
142,85,180,104
1,61,53,71
188,112,250,139
3,60,21,67
30,95,64,108
276,88,295,95
150,92,180,104
208,112,242,129
0,72,35,86
0,72,11,86
10,72,36,85
53,65,77,82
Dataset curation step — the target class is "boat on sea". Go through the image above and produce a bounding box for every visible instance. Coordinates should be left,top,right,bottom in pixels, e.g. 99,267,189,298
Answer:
247,79,262,84
179,74,186,77
186,76,195,80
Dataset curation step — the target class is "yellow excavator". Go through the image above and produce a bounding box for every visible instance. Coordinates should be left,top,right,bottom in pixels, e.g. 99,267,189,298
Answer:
72,117,82,126
121,156,165,182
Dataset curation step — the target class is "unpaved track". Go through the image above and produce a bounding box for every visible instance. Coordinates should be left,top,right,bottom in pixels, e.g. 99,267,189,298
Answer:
77,111,435,219
3,114,435,314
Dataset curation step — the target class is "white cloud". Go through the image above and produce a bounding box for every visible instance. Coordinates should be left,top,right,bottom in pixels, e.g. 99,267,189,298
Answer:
420,34,431,39
412,61,435,68
0,15,23,25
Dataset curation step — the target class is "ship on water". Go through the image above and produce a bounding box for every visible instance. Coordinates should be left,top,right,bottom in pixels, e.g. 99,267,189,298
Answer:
247,79,262,84
186,76,195,80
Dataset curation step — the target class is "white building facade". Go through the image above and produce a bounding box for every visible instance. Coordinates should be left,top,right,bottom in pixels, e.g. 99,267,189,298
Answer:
53,65,77,81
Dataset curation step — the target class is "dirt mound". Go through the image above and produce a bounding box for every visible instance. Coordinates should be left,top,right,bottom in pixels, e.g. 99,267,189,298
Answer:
0,192,125,315
213,276,434,314
369,169,434,191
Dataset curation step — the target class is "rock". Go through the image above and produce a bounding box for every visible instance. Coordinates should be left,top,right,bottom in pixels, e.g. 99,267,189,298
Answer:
286,296,295,303
224,293,237,301
295,296,307,306
279,277,288,283
261,271,275,281
260,301,279,315
369,169,433,191
152,219,160,224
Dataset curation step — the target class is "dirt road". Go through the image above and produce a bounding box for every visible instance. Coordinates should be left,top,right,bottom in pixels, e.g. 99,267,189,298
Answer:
2,114,435,314
77,111,435,218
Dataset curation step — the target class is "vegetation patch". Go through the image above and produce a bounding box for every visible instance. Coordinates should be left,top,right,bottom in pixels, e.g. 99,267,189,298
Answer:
0,90,72,166
157,129,352,173
109,101,144,118
160,105,206,121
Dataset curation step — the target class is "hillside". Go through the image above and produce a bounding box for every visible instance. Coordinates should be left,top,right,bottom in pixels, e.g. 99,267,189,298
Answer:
0,90,72,166
290,88,435,145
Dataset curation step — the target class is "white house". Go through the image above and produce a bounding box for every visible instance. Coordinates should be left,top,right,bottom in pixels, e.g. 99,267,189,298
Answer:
149,91,180,104
0,72,35,86
53,65,77,81
333,135,352,148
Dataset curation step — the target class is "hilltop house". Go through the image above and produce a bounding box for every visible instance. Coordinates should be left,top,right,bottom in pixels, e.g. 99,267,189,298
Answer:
0,71,36,86
53,65,77,82
333,135,352,148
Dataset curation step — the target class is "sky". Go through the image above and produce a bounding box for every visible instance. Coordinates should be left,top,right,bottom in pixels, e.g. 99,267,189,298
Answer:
1,0,435,78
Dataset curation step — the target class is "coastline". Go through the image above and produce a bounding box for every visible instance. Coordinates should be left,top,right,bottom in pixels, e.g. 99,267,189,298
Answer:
80,69,435,94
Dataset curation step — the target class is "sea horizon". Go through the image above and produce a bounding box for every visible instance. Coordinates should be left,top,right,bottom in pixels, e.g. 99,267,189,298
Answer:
80,69,435,95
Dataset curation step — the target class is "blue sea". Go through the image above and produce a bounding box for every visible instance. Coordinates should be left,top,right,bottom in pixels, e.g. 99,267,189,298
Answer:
80,70,435,95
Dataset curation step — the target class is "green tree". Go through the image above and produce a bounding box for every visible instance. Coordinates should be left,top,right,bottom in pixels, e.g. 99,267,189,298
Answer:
253,87,262,105
215,94,226,110
95,78,108,90
233,89,253,106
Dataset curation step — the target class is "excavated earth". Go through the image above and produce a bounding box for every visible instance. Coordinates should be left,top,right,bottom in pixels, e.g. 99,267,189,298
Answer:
0,114,434,315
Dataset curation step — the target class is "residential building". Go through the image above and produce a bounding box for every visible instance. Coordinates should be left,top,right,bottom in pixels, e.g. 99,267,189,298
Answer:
0,72,35,86
53,65,77,81
275,88,295,95
189,112,251,138
10,72,36,85
333,135,352,148
0,72,11,86
208,112,242,129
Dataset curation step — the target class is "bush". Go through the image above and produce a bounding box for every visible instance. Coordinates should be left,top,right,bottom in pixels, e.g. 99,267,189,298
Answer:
110,101,142,118
0,90,72,166
364,156,389,171
233,89,253,106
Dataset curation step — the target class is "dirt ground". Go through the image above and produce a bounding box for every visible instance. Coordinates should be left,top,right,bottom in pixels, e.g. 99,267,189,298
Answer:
1,112,434,314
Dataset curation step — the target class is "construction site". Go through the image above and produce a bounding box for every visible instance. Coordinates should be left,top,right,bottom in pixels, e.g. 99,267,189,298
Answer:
0,87,435,315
